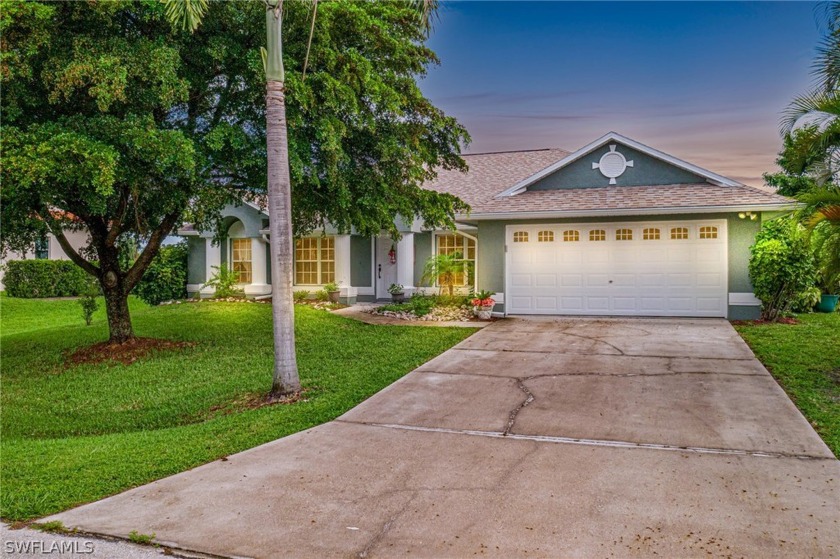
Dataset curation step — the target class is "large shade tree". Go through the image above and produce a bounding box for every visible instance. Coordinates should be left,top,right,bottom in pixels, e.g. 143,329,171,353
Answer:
1,1,469,368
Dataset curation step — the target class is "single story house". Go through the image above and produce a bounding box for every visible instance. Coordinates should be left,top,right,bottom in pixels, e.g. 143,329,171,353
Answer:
178,132,795,319
0,229,89,291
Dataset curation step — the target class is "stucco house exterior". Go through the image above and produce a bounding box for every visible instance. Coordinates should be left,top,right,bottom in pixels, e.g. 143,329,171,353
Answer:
179,132,795,319
0,230,89,291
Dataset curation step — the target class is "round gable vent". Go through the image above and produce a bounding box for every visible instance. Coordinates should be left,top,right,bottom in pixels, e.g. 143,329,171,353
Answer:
592,145,634,184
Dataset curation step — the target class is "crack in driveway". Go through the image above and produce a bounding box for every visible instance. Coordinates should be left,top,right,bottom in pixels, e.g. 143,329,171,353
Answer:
504,379,535,436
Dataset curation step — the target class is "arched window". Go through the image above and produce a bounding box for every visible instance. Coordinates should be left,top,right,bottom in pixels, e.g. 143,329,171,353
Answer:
513,231,529,243
538,230,554,242
589,229,606,241
670,227,688,240
643,228,660,240
563,230,580,242
699,226,718,239
615,228,633,241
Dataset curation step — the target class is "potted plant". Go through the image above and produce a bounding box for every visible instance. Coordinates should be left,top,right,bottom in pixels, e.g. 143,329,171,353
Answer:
388,283,405,303
816,273,839,313
471,290,495,320
324,282,341,303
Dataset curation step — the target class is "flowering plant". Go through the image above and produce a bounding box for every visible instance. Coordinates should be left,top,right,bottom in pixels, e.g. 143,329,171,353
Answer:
470,290,495,308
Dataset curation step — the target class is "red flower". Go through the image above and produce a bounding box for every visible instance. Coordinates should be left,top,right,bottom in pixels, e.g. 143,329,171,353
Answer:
471,298,495,307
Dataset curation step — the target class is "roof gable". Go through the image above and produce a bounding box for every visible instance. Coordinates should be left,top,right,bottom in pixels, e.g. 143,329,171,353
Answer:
496,132,743,198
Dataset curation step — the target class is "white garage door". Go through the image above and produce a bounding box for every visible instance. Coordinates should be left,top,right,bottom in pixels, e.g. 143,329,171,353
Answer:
506,220,727,317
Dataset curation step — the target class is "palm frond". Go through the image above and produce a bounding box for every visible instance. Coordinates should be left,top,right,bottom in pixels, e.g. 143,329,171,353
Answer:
161,0,209,33
781,88,840,135
409,0,440,34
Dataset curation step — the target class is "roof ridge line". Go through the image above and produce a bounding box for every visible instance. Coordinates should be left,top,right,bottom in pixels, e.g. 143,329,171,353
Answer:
461,147,567,156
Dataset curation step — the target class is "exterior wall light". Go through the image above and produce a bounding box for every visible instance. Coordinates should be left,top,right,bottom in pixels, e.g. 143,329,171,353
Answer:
738,211,757,220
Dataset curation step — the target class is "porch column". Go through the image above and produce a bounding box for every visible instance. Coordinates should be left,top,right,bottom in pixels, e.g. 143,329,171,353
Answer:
334,234,352,287
244,236,270,296
202,238,221,296
396,233,415,294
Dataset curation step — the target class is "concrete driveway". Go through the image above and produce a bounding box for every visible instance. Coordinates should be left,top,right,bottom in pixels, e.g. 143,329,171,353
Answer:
48,318,840,558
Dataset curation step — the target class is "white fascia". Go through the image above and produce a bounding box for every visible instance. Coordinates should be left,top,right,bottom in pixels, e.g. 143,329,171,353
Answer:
494,131,743,199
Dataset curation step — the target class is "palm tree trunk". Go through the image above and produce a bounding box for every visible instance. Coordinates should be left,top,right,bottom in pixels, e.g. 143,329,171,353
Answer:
266,79,300,398
265,2,300,398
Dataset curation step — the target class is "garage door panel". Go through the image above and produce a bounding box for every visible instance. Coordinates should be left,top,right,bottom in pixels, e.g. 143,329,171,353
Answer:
640,297,666,311
534,297,558,311
510,273,532,287
507,221,727,317
586,297,610,311
696,273,723,287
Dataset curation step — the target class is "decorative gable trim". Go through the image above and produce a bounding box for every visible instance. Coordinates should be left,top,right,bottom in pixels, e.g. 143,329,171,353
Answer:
494,132,743,198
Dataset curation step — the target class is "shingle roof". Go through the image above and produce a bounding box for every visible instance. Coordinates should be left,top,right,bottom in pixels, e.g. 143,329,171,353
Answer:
423,148,571,208
422,148,794,217
472,183,794,216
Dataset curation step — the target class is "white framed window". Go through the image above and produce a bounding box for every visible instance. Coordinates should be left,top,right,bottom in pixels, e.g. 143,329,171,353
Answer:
295,236,335,285
513,231,528,243
589,229,606,242
538,230,554,242
231,239,252,283
616,228,633,241
699,226,718,239
436,233,475,287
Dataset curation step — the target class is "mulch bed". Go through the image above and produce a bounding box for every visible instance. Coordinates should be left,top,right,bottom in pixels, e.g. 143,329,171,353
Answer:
65,337,196,367
731,317,800,326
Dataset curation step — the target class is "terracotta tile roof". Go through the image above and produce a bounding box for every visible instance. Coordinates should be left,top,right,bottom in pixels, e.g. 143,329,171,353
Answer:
423,150,794,217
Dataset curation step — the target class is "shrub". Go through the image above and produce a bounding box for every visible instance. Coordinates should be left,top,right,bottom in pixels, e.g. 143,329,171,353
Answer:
77,292,99,325
202,264,242,298
134,243,188,305
315,289,329,302
790,286,822,313
293,290,310,303
3,260,94,298
324,282,339,293
749,219,817,321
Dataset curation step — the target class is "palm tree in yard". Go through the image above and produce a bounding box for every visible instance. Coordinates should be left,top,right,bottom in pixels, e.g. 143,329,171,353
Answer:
164,0,438,399
165,0,299,399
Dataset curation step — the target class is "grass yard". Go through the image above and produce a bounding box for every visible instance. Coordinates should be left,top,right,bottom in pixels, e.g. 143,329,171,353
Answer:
0,296,476,521
734,312,840,457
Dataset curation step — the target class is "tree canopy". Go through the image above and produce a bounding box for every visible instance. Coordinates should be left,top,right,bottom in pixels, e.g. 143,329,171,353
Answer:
1,0,470,341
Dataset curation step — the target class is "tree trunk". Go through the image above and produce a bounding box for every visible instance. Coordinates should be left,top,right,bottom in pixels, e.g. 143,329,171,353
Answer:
101,274,134,344
266,80,300,398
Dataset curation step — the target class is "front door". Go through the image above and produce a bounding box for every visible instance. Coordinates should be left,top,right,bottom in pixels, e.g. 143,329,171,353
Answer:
375,236,398,299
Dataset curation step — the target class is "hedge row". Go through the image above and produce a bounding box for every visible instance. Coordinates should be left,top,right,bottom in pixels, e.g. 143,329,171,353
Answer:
3,260,95,298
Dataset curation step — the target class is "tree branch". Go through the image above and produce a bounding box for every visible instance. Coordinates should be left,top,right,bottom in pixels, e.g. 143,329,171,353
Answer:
105,188,130,247
38,210,100,277
124,211,181,291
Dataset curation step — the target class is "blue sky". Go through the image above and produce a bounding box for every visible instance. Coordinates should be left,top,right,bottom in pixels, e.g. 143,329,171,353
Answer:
420,1,823,186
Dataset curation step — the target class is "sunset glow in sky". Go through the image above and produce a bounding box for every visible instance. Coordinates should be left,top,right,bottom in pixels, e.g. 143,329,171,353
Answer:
421,1,822,186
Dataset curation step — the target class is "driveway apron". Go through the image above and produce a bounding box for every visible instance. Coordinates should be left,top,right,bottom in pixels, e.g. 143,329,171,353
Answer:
48,317,840,558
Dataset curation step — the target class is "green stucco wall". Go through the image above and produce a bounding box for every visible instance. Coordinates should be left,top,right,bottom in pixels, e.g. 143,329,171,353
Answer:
187,237,206,285
414,232,432,287
351,235,372,287
475,213,763,319
528,144,705,190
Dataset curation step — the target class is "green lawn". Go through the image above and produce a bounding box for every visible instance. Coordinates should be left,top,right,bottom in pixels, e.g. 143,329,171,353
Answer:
0,296,476,521
734,312,840,457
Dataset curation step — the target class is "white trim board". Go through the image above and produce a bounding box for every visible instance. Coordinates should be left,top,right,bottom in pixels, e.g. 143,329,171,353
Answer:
495,131,743,199
729,292,761,306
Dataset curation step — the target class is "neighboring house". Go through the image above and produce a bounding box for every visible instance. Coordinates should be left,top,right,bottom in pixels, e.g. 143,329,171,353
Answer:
179,132,795,319
0,230,90,291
